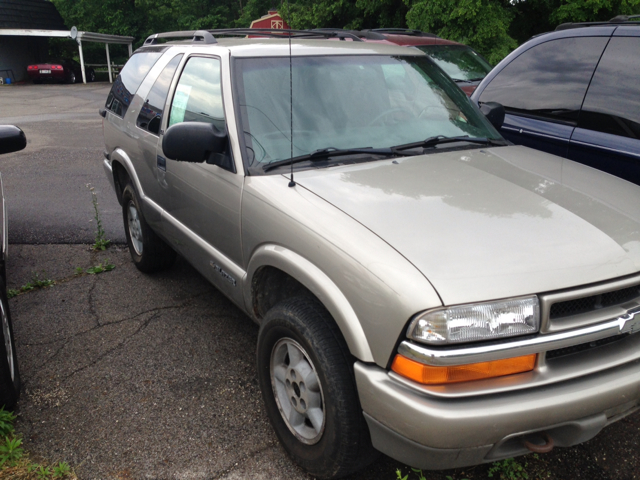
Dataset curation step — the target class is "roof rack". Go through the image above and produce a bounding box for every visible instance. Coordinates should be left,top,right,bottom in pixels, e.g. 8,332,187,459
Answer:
143,28,363,45
311,28,386,40
369,28,437,38
555,14,640,31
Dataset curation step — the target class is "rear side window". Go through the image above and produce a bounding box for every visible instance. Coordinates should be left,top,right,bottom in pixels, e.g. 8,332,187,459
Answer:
136,54,183,135
478,37,608,123
578,37,640,139
105,51,163,117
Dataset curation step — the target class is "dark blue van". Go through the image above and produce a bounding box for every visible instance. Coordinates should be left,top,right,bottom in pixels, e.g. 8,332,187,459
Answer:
471,16,640,184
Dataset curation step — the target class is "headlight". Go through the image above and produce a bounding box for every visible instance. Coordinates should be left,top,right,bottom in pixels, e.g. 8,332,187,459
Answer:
408,295,540,345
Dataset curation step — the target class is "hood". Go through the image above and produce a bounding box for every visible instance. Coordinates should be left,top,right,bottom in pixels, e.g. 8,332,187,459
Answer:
293,146,640,305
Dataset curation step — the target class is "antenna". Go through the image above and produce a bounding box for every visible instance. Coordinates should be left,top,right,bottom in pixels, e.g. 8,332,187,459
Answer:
286,1,295,187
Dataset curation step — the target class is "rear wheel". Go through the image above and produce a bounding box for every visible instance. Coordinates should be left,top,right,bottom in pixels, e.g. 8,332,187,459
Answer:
88,69,96,82
257,297,377,479
66,71,76,84
0,279,20,409
122,183,176,273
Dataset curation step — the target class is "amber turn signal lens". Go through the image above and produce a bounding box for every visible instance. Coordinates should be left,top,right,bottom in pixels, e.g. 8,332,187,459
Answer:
391,353,536,385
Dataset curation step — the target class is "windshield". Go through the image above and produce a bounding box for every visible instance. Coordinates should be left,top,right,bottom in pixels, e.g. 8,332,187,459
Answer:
234,54,501,174
417,45,492,82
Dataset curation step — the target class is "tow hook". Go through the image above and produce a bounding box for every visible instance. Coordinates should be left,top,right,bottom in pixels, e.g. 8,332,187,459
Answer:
524,432,554,453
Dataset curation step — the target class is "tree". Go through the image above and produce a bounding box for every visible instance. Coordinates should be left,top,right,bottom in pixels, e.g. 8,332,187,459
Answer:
405,0,517,64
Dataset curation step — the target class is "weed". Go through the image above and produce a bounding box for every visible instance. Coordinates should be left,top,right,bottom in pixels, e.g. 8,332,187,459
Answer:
36,465,52,479
0,409,77,478
488,457,531,479
0,408,15,437
53,461,71,478
74,267,84,275
395,468,469,480
87,184,110,251
0,436,23,467
9,272,55,298
86,260,115,275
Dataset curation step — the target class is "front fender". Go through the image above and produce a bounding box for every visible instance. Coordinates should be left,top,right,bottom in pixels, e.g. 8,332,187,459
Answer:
245,244,375,363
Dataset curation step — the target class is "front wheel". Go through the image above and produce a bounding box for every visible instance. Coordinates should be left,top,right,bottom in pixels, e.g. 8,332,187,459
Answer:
257,297,377,479
0,279,20,409
122,183,176,273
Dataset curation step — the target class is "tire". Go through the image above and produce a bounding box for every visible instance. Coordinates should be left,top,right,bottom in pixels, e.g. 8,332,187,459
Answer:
122,183,176,273
257,297,378,479
66,71,76,84
88,69,96,82
0,278,20,410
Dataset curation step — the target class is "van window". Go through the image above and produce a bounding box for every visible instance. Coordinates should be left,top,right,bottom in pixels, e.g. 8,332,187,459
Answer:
478,37,608,124
578,37,640,139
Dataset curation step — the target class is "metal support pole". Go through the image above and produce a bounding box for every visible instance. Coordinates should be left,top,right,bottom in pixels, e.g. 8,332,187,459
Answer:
106,43,113,83
77,39,87,84
128,43,132,56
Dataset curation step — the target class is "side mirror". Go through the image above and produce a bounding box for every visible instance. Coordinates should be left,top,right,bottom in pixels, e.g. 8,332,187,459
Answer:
0,125,27,155
480,102,505,130
162,122,228,164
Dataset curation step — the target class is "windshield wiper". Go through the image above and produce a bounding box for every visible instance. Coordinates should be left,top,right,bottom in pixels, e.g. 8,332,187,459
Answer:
263,146,411,172
391,135,507,152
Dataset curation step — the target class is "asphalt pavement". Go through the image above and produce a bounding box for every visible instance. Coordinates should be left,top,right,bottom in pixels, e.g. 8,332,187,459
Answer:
0,83,639,480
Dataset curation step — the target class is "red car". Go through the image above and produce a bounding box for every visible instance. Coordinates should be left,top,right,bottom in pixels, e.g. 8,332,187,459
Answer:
319,28,492,95
27,59,96,84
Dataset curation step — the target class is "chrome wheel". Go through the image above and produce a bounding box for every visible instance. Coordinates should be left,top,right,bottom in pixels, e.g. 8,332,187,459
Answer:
270,338,325,445
127,201,143,255
0,300,14,384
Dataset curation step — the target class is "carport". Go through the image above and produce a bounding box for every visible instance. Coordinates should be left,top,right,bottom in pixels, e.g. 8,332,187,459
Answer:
0,26,134,84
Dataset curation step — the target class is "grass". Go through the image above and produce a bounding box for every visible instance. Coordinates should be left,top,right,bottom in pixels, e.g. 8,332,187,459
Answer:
0,407,76,479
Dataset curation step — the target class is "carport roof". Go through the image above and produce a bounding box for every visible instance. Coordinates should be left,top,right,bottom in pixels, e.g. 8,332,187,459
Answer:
0,0,66,30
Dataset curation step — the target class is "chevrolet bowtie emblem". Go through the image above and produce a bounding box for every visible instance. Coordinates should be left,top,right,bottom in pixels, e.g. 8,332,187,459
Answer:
617,305,640,333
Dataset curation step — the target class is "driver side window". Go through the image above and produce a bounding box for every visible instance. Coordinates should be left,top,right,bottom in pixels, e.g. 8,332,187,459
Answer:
168,56,225,131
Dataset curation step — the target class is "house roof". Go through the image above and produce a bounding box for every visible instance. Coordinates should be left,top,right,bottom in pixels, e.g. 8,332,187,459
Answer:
0,0,66,30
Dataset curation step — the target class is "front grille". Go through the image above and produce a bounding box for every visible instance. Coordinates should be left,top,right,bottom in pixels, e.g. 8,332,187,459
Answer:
549,284,640,319
546,334,629,359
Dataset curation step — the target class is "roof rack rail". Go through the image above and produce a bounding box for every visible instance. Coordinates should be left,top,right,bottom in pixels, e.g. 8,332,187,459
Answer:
369,28,437,38
144,30,217,45
311,28,384,40
144,28,364,45
555,14,640,31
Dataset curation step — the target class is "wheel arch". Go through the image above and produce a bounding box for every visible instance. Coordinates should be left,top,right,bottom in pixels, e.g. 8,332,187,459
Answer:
109,149,145,205
245,244,375,363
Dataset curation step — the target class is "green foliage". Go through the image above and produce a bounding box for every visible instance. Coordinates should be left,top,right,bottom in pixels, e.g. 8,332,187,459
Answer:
53,461,72,478
0,408,15,438
49,0,640,65
551,0,640,24
11,273,55,298
86,261,116,275
0,436,24,467
87,184,111,251
0,409,76,478
488,457,530,479
37,465,53,479
406,0,517,64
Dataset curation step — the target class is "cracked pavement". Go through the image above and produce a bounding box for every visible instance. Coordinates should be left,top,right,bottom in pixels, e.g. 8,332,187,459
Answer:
2,83,640,480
